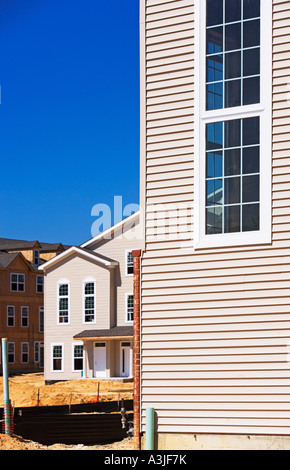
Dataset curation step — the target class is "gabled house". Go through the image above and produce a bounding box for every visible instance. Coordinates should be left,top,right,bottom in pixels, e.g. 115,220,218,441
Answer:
135,0,290,450
40,212,141,383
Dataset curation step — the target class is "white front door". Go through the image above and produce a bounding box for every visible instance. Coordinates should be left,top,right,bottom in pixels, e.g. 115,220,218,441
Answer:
120,342,131,377
94,342,106,378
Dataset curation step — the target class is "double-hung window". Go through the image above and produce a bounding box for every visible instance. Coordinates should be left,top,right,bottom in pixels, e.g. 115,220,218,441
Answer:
58,282,69,324
84,281,96,323
126,293,134,323
195,0,272,249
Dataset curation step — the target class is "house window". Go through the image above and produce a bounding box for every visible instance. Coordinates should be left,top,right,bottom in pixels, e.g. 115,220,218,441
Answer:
7,343,15,363
36,276,44,293
195,0,271,249
126,294,134,322
58,283,69,324
21,306,29,327
21,343,29,363
126,251,133,275
52,344,63,371
10,273,25,292
39,306,44,333
33,249,40,266
206,0,260,110
84,281,95,323
7,306,15,327
73,344,83,371
206,117,260,234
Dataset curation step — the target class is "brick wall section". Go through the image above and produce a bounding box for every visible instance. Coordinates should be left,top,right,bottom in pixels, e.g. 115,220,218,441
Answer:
132,249,141,450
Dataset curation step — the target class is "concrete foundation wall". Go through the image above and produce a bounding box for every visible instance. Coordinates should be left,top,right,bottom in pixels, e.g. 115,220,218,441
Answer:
141,432,290,450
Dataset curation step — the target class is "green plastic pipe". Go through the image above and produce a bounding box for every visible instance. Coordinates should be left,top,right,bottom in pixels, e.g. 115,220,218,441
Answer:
145,407,154,450
1,338,11,434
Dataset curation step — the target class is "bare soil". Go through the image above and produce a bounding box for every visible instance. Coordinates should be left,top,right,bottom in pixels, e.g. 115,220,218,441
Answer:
0,372,134,450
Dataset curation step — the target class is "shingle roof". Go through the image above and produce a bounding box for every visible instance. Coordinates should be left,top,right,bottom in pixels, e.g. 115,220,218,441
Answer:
0,251,20,268
0,238,39,250
74,326,133,339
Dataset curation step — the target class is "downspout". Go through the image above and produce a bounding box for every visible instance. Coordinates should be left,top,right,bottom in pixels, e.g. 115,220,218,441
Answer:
132,249,142,450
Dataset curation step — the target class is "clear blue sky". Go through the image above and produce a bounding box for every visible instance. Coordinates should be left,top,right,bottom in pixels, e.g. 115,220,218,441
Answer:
0,0,140,246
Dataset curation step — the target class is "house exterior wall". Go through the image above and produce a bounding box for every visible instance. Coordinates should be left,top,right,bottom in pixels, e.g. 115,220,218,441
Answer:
43,253,112,381
0,257,44,372
88,223,142,327
139,0,290,442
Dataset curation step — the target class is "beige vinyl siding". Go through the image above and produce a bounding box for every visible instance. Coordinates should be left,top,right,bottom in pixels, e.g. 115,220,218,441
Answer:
44,254,111,381
140,0,290,436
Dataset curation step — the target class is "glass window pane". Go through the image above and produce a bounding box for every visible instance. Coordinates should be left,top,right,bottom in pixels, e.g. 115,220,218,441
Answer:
207,83,223,110
225,23,241,51
59,284,68,296
225,119,241,148
206,179,223,206
224,205,241,233
242,175,259,202
225,51,241,79
225,0,241,23
225,79,241,108
243,19,260,48
243,48,260,76
207,27,223,54
207,0,223,27
243,117,259,146
206,122,223,150
206,207,223,234
225,177,241,204
243,76,260,105
207,54,223,82
243,0,260,20
224,149,241,176
243,146,259,174
242,204,260,231
207,151,223,178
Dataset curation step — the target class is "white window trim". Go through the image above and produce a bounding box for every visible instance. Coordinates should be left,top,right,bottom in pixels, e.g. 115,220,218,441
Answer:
57,279,70,325
72,341,84,373
7,305,15,327
36,275,44,293
120,341,132,377
21,306,29,327
8,342,15,364
10,273,25,292
125,293,134,323
39,306,44,333
194,0,272,250
51,343,64,372
21,342,29,364
83,278,96,324
125,250,133,276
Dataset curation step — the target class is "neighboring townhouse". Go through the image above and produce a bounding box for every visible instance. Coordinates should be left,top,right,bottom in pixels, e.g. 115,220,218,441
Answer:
0,238,68,373
136,0,290,450
0,251,44,371
40,212,140,383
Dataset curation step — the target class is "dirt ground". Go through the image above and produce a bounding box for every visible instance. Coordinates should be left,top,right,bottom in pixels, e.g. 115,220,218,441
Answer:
0,372,134,450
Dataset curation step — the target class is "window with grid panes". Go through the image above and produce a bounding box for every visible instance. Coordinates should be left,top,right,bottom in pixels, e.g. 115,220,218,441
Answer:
84,282,95,323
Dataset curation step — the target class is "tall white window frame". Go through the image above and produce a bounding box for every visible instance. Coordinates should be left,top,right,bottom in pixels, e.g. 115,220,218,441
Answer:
194,0,272,249
125,250,134,276
21,342,29,363
51,343,64,372
83,278,96,324
57,280,70,324
125,293,134,323
21,306,29,327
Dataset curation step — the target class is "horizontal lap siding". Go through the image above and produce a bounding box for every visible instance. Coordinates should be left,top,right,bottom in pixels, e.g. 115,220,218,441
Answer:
140,0,290,436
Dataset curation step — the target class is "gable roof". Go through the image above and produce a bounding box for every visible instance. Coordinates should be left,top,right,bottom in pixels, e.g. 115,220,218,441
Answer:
0,251,34,270
81,211,140,249
39,246,118,272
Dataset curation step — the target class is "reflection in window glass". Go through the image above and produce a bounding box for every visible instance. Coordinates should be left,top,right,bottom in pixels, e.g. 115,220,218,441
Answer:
206,118,260,234
206,0,261,110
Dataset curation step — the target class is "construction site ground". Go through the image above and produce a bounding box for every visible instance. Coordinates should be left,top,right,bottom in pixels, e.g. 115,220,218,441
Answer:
0,372,134,450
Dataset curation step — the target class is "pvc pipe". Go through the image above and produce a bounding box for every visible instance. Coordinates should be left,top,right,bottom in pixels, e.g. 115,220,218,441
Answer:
1,338,11,434
145,407,154,450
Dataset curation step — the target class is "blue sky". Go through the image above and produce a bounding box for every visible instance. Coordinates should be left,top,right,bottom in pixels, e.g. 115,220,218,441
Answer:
0,0,140,246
